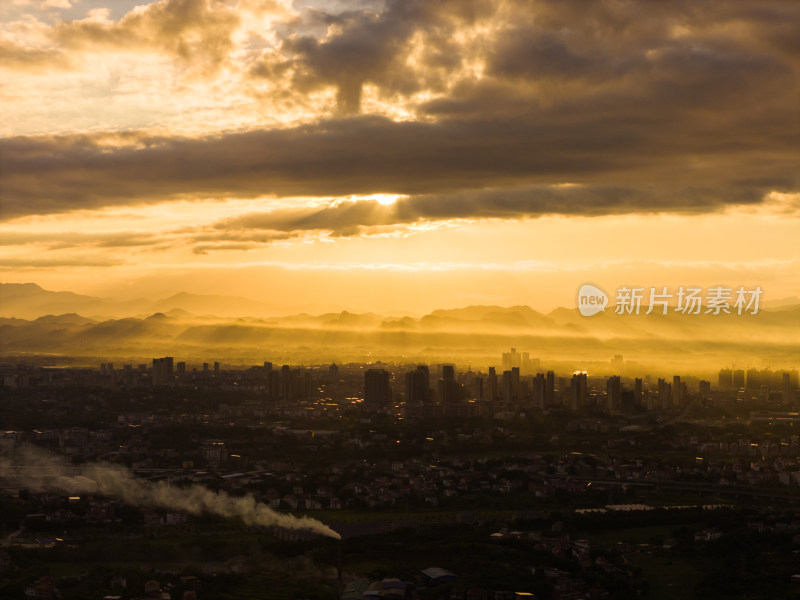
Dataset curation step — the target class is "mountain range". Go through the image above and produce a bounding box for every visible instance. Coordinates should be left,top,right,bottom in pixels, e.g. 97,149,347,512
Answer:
1,283,798,372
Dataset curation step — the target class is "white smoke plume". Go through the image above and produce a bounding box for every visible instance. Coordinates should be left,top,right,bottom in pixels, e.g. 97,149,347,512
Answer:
0,445,340,540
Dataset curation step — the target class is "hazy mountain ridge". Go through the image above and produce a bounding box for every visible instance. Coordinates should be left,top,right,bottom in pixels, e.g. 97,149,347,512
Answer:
0,283,284,320
1,284,798,370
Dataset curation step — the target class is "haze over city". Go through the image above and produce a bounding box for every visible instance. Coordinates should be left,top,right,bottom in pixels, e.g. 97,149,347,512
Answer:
2,1,800,598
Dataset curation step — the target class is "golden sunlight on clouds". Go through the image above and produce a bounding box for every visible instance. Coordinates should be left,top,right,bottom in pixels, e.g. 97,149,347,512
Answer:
1,0,799,315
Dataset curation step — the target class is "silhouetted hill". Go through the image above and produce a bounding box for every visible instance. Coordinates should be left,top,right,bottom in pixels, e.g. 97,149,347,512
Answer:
32,313,97,327
0,283,149,320
0,283,101,318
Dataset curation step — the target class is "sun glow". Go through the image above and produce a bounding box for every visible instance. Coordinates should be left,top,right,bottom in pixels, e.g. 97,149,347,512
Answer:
365,194,401,206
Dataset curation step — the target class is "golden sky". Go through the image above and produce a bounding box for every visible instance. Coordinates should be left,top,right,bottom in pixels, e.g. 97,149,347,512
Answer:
1,0,799,314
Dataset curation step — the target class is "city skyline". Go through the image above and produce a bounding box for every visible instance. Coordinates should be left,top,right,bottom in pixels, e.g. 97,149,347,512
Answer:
1,0,799,315
2,3,799,592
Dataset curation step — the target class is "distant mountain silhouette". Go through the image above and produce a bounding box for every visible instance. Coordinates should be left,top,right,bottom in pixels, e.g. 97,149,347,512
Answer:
150,292,277,318
0,283,279,320
1,283,798,371
0,283,145,320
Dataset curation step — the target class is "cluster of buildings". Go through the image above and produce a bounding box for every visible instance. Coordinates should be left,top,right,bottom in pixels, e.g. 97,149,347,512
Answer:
2,350,797,420
719,367,798,403
360,357,797,416
1,351,799,599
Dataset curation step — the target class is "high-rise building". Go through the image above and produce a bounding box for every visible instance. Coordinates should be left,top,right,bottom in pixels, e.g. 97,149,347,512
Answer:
783,372,794,404
365,369,392,408
487,367,498,402
511,367,520,400
441,365,455,380
502,348,516,371
500,367,522,406
176,361,186,377
416,365,430,397
405,368,428,405
437,364,458,404
661,382,672,409
533,373,546,409
718,368,733,390
606,375,621,413
699,380,711,396
152,357,173,386
520,352,540,374
672,376,684,406
634,378,643,406
746,368,760,390
733,369,745,389
546,371,555,407
501,371,514,406
570,372,587,411
657,378,669,408
646,390,655,411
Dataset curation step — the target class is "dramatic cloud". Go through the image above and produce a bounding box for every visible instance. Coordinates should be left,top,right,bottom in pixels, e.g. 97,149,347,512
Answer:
52,0,241,75
266,0,494,113
2,105,797,220
209,182,789,242
2,0,798,221
0,0,798,306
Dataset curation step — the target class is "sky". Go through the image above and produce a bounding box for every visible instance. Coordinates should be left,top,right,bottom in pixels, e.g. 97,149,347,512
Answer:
1,0,798,314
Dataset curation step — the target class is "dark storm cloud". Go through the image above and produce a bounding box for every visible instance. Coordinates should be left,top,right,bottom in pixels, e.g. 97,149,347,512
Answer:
214,183,770,241
264,0,495,112
1,0,798,224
